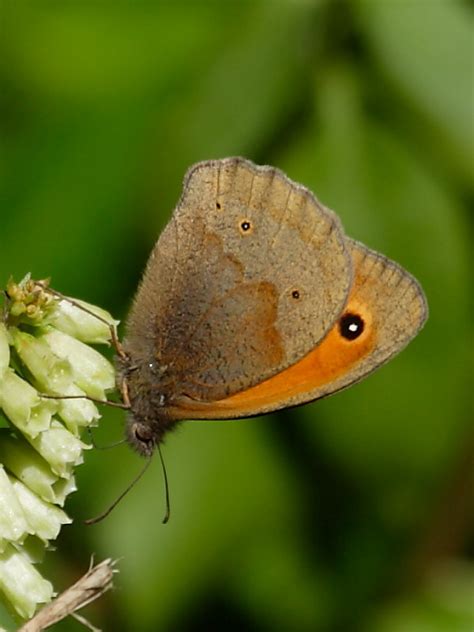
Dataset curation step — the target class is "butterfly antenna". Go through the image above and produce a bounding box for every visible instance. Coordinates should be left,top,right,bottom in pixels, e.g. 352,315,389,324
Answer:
84,457,152,525
158,443,170,524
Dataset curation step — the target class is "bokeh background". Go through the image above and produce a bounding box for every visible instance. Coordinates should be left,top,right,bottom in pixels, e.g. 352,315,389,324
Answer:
0,1,472,631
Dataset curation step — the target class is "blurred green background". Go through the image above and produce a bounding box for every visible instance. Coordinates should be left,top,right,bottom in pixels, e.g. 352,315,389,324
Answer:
1,1,472,631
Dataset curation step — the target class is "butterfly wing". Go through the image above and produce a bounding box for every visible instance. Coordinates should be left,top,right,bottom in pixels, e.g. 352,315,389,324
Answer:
170,238,428,419
124,158,352,405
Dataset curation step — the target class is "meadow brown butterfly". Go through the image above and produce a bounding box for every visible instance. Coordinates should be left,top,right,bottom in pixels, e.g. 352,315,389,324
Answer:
119,158,428,457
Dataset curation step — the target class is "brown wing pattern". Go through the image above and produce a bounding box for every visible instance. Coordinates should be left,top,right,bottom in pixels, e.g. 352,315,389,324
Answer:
169,238,428,419
124,158,352,402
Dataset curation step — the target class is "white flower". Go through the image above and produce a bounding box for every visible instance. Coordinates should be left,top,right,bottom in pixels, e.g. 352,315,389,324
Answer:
0,544,53,619
10,328,73,394
28,420,90,479
47,298,119,345
9,475,71,543
0,433,73,506
0,467,31,547
41,329,115,400
0,325,9,377
0,369,53,438
55,383,101,435
0,276,118,621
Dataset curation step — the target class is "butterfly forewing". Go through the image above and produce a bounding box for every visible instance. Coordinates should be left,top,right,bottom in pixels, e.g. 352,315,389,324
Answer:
124,158,352,405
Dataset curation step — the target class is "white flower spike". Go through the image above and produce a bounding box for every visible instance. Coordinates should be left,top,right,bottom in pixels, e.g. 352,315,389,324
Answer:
0,276,118,623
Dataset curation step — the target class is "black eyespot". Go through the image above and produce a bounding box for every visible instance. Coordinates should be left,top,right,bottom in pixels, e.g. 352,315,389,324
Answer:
291,290,300,299
216,202,221,209
339,313,365,340
241,221,251,231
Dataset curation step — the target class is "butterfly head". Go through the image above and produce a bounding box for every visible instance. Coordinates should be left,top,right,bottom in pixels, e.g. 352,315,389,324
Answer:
117,353,178,456
126,417,161,457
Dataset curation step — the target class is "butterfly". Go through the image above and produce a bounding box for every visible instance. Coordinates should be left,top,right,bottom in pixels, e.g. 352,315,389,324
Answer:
118,158,427,457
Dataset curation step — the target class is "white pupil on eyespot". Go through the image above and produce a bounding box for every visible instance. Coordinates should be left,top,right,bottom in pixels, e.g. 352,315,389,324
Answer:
348,323,359,332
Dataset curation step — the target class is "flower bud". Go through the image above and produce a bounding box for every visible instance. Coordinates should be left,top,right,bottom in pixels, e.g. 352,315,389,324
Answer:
28,421,89,479
0,433,64,505
8,475,71,543
10,328,73,394
55,383,101,435
0,369,54,438
41,329,115,399
0,544,53,619
0,325,10,377
48,298,119,345
0,467,31,547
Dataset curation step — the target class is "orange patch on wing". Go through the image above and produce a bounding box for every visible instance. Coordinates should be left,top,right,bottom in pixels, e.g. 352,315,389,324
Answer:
173,286,376,419
209,302,374,414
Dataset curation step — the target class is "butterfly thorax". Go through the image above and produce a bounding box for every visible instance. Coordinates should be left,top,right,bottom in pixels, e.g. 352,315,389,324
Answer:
117,351,179,457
